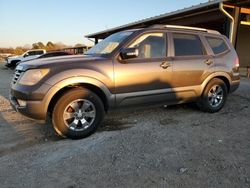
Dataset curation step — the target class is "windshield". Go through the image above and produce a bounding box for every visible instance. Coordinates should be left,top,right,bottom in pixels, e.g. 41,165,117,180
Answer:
86,31,133,55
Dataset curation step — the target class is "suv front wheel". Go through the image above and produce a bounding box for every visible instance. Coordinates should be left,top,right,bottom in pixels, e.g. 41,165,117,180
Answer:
198,78,227,113
52,88,105,139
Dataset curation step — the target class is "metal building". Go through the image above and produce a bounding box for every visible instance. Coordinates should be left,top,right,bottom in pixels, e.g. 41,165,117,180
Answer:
86,0,250,69
62,46,92,55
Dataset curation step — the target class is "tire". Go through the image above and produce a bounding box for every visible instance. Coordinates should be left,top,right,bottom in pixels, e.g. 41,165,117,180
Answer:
52,88,105,139
197,78,227,113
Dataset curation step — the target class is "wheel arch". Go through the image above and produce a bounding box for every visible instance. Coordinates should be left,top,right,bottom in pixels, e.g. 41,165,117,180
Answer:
213,76,230,93
44,77,114,116
201,72,231,95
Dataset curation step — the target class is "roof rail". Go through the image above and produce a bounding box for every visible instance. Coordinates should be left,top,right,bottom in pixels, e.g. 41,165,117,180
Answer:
150,24,221,35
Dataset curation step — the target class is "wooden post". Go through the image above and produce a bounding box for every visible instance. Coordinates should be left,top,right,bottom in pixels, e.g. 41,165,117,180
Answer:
95,38,98,44
232,7,240,47
247,66,250,78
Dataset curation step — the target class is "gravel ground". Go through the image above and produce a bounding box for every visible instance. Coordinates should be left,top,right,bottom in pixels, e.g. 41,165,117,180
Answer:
0,62,249,188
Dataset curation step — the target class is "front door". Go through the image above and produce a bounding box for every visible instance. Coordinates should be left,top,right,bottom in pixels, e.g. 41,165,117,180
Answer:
114,32,174,106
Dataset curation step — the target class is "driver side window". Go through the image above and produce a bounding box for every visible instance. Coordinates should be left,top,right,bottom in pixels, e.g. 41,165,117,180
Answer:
129,33,167,59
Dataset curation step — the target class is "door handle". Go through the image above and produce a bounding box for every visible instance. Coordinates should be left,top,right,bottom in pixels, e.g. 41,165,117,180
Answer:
160,61,171,69
204,59,214,66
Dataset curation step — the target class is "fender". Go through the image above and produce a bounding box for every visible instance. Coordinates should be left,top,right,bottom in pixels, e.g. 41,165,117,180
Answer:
42,76,115,116
200,71,232,95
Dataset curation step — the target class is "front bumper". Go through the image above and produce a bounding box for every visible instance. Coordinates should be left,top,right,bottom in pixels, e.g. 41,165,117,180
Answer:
10,79,53,120
9,95,47,120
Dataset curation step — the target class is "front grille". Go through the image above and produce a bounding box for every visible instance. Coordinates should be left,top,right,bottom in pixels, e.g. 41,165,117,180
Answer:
12,69,23,84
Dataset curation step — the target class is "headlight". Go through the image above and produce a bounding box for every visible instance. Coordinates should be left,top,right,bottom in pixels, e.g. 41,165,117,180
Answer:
19,69,49,86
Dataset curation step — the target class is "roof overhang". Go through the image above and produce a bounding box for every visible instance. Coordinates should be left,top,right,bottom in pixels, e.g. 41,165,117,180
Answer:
85,0,250,39
225,0,250,7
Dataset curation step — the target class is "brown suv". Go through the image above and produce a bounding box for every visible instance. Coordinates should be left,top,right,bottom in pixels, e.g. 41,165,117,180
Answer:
10,25,240,139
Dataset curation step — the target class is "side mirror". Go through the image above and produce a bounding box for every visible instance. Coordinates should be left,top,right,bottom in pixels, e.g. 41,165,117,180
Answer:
120,48,139,60
23,53,28,58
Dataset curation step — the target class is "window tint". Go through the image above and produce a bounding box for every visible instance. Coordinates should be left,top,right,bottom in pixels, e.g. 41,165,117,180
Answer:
27,51,43,56
129,33,167,59
35,51,44,55
27,51,35,56
173,33,204,56
206,37,228,54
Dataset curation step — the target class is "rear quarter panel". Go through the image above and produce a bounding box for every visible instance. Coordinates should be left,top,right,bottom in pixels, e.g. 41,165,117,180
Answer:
213,37,240,83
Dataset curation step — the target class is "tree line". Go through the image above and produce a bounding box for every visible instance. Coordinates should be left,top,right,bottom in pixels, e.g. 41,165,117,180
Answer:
0,41,86,55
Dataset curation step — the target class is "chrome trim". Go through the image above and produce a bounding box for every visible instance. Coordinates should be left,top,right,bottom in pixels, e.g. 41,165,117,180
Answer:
12,69,23,84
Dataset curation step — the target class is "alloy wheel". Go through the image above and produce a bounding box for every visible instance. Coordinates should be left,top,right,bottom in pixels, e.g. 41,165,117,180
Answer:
208,85,224,108
63,99,96,131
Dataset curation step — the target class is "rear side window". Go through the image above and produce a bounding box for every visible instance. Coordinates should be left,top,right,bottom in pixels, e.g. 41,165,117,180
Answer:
173,33,204,56
206,37,228,55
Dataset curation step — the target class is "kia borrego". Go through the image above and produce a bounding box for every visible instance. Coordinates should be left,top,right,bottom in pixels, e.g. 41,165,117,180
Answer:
10,25,240,139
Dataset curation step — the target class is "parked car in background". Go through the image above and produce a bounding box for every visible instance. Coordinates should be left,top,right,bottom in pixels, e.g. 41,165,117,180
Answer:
5,49,46,68
17,51,73,65
37,51,72,59
10,25,240,139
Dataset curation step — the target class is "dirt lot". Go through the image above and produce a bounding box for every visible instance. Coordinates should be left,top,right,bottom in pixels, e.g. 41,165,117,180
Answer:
0,61,249,188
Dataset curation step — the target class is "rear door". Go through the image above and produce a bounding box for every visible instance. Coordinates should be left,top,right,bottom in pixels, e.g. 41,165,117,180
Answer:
170,32,214,96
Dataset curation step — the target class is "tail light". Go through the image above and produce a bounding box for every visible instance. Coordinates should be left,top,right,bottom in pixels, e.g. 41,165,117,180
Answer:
234,57,240,67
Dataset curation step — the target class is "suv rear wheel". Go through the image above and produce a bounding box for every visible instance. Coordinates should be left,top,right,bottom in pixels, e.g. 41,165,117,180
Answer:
52,88,105,139
197,78,227,113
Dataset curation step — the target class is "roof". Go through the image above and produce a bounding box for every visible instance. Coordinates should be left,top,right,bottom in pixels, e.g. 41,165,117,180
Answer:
86,0,223,39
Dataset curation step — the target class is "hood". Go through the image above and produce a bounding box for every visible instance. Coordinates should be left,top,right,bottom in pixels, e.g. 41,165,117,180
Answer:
8,55,21,59
17,55,107,71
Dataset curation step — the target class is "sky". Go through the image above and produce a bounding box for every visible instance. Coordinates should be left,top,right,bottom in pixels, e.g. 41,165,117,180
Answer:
0,0,207,48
